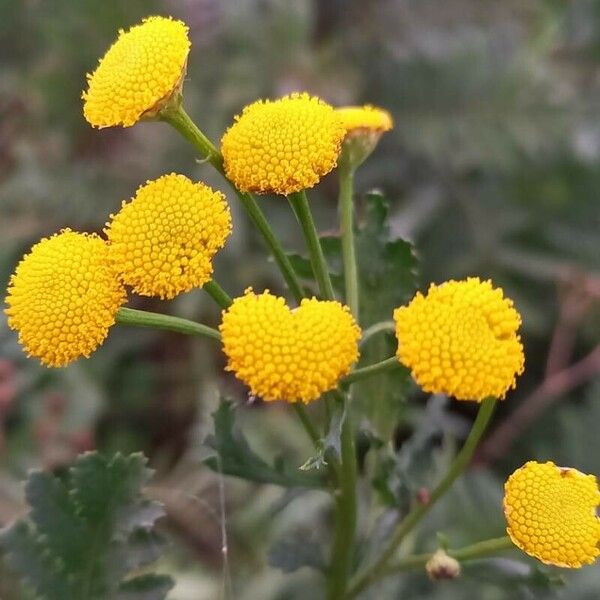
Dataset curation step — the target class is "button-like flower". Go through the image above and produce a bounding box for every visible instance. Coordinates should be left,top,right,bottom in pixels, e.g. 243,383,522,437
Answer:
220,289,361,403
5,230,126,367
504,461,600,568
393,278,524,401
83,16,190,128
221,93,345,195
105,174,232,300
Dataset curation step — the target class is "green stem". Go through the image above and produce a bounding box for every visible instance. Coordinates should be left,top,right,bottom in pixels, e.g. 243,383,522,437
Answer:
381,536,514,577
291,402,321,449
339,166,359,316
360,321,395,347
116,307,221,341
288,191,335,300
342,356,402,385
327,393,358,600
347,397,497,598
161,105,304,303
203,280,232,309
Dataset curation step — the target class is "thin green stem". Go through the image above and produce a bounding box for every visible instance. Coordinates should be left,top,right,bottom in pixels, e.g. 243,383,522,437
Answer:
116,307,221,341
381,536,514,577
339,166,359,316
327,392,358,600
360,321,395,347
347,397,497,598
342,356,402,385
291,402,321,449
161,105,304,303
288,191,335,300
203,280,232,309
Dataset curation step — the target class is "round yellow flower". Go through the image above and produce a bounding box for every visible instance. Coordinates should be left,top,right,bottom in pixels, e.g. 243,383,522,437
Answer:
393,278,524,401
337,105,394,134
106,173,232,300
504,461,600,568
221,93,345,195
83,16,190,128
220,289,361,403
5,230,126,367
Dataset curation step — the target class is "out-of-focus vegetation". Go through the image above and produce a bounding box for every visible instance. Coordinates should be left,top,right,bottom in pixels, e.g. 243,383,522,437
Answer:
0,1,599,598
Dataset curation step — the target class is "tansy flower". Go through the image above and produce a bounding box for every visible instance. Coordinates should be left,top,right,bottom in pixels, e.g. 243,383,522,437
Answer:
221,93,345,195
220,289,360,403
105,173,232,300
5,230,126,367
393,278,524,401
504,461,600,568
337,105,393,169
83,16,190,128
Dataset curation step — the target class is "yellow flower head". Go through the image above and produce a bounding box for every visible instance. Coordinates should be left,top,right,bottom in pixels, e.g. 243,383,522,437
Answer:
220,289,361,403
393,277,524,401
337,105,394,135
504,461,600,568
83,16,190,128
106,173,232,300
221,93,345,195
5,230,126,367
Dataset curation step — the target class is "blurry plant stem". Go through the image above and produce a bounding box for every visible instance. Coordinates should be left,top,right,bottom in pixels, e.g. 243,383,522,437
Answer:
347,397,497,598
381,536,513,577
339,164,359,317
161,105,304,303
292,403,321,448
288,191,335,300
343,356,401,385
360,321,395,347
327,391,357,600
116,307,221,341
203,280,232,309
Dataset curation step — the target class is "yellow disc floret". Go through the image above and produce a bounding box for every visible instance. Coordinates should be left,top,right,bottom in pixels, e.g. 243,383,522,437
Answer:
220,289,361,403
83,16,190,128
337,105,394,134
504,461,600,568
106,173,232,300
5,230,126,367
393,277,524,401
221,93,345,195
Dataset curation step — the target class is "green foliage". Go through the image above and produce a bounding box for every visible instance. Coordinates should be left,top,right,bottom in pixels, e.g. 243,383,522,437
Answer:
268,538,326,574
204,399,327,489
0,452,172,600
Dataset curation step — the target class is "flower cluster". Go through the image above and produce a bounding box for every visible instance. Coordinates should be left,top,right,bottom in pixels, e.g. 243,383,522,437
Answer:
393,278,524,401
106,174,231,299
504,461,600,568
220,289,360,403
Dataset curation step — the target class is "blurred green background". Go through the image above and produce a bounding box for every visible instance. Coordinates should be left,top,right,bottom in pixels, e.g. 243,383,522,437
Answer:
0,1,599,598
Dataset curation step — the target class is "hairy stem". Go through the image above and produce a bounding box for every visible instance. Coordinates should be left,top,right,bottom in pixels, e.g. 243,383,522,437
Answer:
161,105,304,302
288,191,335,300
347,397,497,597
116,307,221,341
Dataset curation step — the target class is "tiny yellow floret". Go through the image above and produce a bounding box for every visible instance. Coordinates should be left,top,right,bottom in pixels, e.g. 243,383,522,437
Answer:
220,289,361,403
5,230,126,367
337,105,394,135
504,461,600,568
83,16,190,128
393,277,524,401
221,93,345,195
106,173,232,300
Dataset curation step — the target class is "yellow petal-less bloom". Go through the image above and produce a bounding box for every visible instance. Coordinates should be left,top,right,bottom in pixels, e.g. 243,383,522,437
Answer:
337,105,394,135
393,277,524,401
504,461,600,568
220,289,361,403
221,93,346,195
5,230,126,367
106,173,232,300
83,16,190,128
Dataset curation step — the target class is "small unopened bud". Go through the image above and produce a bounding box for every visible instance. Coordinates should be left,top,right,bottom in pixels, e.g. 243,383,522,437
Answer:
426,549,461,581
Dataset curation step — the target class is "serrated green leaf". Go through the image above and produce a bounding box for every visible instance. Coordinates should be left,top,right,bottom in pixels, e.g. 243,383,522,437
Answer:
204,399,326,489
116,574,174,600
